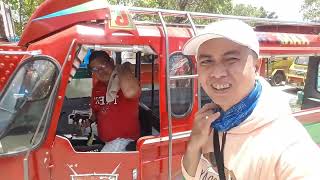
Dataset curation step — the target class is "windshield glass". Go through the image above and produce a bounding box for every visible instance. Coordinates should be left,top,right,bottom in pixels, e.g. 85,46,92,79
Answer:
169,52,194,117
0,59,57,154
295,56,309,65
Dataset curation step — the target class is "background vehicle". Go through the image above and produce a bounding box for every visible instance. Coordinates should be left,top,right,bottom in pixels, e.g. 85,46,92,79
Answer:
287,56,309,89
266,56,294,86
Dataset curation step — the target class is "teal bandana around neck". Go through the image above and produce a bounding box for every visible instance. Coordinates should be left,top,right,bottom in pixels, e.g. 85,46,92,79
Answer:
211,80,262,132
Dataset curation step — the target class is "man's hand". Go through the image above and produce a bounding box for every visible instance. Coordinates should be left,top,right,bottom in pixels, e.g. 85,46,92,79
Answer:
183,103,220,177
189,103,220,149
118,62,140,99
80,113,96,128
118,62,132,74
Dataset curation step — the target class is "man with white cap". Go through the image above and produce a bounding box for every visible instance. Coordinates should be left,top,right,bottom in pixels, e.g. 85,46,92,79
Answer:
181,19,320,180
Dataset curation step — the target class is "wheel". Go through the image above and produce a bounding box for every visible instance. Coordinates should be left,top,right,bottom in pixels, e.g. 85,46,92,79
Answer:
271,72,285,86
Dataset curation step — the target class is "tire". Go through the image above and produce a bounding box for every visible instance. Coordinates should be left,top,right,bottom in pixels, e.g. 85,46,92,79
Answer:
271,72,285,86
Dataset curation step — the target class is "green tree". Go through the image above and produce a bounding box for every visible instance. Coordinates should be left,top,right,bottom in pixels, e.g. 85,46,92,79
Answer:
4,0,44,35
4,0,277,36
108,0,277,18
231,4,277,18
301,0,320,22
108,0,276,23
108,0,233,14
107,0,233,23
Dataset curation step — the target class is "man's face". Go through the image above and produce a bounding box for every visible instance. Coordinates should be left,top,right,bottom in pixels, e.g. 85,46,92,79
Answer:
197,38,258,110
89,58,114,82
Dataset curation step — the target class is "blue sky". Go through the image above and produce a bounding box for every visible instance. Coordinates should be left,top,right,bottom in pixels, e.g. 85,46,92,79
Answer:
233,0,304,21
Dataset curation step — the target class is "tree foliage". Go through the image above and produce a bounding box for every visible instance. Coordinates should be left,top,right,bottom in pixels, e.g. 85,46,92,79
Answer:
301,0,320,22
4,0,44,35
232,4,278,19
108,0,276,24
4,0,277,35
109,0,233,14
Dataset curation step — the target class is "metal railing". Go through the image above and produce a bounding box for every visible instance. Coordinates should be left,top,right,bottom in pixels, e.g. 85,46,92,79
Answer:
122,5,320,27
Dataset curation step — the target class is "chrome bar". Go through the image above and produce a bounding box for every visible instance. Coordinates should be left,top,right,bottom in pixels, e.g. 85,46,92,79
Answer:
158,11,172,180
126,6,320,27
83,45,156,55
134,20,207,29
186,13,197,36
0,50,41,56
186,13,202,109
151,55,155,111
169,74,198,80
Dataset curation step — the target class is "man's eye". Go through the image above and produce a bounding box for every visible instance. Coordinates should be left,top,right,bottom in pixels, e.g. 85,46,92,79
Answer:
227,58,239,63
200,60,213,65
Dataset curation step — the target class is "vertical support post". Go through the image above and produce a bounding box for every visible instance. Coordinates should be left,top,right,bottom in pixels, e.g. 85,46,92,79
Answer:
186,13,201,108
187,13,198,36
158,12,173,180
151,55,155,111
115,52,122,65
135,51,141,82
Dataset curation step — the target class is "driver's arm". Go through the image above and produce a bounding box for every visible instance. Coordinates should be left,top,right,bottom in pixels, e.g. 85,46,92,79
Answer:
118,62,141,99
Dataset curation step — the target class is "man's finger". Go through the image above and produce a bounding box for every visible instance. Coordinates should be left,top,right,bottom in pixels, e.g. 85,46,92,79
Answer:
197,110,216,120
205,112,220,127
197,103,217,114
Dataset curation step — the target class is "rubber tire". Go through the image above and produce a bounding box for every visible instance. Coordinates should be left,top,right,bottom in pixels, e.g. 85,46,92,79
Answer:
271,72,285,86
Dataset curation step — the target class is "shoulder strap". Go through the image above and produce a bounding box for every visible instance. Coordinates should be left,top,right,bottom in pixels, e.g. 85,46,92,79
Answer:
213,130,227,180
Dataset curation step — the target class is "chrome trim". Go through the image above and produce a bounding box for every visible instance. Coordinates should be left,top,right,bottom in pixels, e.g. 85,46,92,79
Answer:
70,174,118,180
169,74,198,80
186,13,201,110
132,168,138,180
186,13,197,36
0,141,3,153
83,44,156,55
0,50,41,56
143,131,191,144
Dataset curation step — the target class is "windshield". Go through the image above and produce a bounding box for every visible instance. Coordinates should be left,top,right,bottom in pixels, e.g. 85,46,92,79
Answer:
295,57,309,65
0,59,57,154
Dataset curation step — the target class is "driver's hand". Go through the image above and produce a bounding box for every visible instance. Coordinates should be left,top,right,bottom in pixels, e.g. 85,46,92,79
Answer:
80,113,96,128
80,118,92,128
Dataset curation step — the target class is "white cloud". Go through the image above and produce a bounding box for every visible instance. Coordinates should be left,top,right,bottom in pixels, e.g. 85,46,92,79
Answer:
233,0,304,21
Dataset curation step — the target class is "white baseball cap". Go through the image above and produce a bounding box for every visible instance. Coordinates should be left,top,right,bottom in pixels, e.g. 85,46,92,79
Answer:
182,19,259,57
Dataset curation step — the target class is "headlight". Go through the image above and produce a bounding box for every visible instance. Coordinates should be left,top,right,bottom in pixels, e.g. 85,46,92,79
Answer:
296,70,306,76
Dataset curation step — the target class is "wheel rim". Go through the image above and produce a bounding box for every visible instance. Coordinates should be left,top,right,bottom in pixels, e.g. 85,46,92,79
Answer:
274,74,283,85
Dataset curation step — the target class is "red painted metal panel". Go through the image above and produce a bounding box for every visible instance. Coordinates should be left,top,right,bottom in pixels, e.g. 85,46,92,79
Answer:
50,136,139,180
294,107,320,124
0,44,26,91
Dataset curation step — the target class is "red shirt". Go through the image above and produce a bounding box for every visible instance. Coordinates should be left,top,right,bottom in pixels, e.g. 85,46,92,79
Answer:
91,80,140,142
